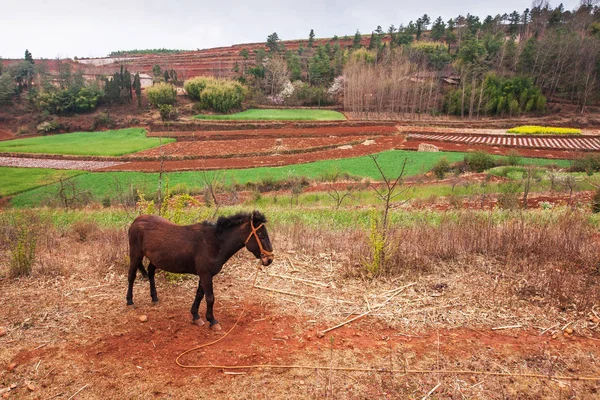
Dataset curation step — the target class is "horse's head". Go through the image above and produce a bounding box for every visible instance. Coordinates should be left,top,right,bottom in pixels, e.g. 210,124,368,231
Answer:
243,211,273,266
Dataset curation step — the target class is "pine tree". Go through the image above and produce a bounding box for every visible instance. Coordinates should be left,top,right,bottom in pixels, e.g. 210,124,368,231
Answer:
431,16,446,41
24,49,34,65
353,30,362,49
368,32,377,50
133,73,142,108
416,14,430,40
508,11,521,36
266,32,281,53
308,29,315,48
387,25,397,47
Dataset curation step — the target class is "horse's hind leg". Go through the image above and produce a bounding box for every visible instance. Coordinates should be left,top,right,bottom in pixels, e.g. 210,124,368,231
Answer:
126,251,143,306
148,263,159,303
200,274,220,330
190,278,205,326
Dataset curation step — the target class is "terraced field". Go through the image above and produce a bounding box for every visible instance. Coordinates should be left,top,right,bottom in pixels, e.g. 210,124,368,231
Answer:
408,132,600,151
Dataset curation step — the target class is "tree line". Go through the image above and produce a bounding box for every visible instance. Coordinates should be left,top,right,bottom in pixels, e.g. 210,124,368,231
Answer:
232,1,599,114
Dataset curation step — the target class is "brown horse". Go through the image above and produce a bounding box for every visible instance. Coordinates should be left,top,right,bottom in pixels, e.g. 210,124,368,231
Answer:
127,211,273,330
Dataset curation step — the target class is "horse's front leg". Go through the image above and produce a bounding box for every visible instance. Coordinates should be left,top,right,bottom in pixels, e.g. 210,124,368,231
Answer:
200,273,221,331
190,277,205,326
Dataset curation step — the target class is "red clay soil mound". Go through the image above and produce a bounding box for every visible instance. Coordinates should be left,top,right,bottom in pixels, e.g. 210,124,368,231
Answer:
0,129,15,141
148,125,398,140
99,136,405,172
133,136,370,158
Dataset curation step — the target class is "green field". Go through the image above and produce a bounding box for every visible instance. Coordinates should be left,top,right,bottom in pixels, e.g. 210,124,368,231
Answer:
0,128,174,156
7,150,572,207
193,109,346,121
0,167,84,197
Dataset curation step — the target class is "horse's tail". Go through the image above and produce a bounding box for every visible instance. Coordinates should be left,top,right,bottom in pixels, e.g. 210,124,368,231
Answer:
138,265,149,279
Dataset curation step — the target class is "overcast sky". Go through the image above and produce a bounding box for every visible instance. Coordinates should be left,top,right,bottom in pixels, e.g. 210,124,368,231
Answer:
0,0,582,59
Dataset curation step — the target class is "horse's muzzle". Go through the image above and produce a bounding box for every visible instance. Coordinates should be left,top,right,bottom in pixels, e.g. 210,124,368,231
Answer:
261,255,273,266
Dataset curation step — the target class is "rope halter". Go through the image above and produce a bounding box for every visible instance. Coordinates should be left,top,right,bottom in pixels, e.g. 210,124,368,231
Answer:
244,219,273,258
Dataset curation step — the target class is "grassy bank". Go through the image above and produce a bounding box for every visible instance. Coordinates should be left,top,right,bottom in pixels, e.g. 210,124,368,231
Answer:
0,167,84,197
193,109,346,121
0,128,174,156
8,150,572,207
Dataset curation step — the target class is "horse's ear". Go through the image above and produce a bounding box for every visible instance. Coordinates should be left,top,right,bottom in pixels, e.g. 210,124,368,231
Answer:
252,210,267,224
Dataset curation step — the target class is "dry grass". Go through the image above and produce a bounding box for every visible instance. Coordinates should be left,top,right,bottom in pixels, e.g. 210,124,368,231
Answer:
0,213,599,399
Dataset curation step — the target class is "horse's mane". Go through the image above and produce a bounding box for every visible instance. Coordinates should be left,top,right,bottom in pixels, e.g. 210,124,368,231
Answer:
213,211,267,233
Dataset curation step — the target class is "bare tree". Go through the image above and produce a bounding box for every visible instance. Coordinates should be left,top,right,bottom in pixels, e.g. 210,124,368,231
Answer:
264,55,290,96
201,170,225,213
55,175,91,209
326,184,355,210
367,156,418,273
521,165,537,209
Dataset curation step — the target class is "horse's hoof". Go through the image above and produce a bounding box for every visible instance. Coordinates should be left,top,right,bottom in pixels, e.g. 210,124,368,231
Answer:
192,318,205,327
151,299,159,305
126,301,134,307
211,323,222,331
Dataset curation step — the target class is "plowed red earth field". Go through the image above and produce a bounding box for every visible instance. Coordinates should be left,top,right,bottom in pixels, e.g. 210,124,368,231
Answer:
101,136,405,171
147,125,399,139
133,136,370,158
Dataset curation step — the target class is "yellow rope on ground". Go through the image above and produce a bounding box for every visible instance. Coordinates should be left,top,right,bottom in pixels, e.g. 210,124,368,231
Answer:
175,268,600,382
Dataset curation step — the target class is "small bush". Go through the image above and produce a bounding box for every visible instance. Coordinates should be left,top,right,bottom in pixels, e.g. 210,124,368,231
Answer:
431,157,451,179
592,189,600,213
146,83,177,106
158,104,178,121
569,155,600,174
102,195,111,208
363,212,386,277
505,150,523,166
91,112,115,130
465,151,495,173
497,181,522,209
185,77,247,113
36,120,60,134
3,213,41,278
184,77,210,100
37,86,103,115
70,220,99,242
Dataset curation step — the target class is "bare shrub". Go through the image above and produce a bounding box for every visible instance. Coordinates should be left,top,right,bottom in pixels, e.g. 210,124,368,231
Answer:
380,211,600,310
1,212,43,278
70,220,100,242
54,175,92,209
95,228,129,274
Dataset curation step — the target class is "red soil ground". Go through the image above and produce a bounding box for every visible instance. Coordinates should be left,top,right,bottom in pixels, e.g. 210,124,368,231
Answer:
148,125,398,139
133,136,371,158
7,297,600,399
1,37,373,81
100,136,406,172
0,129,14,141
